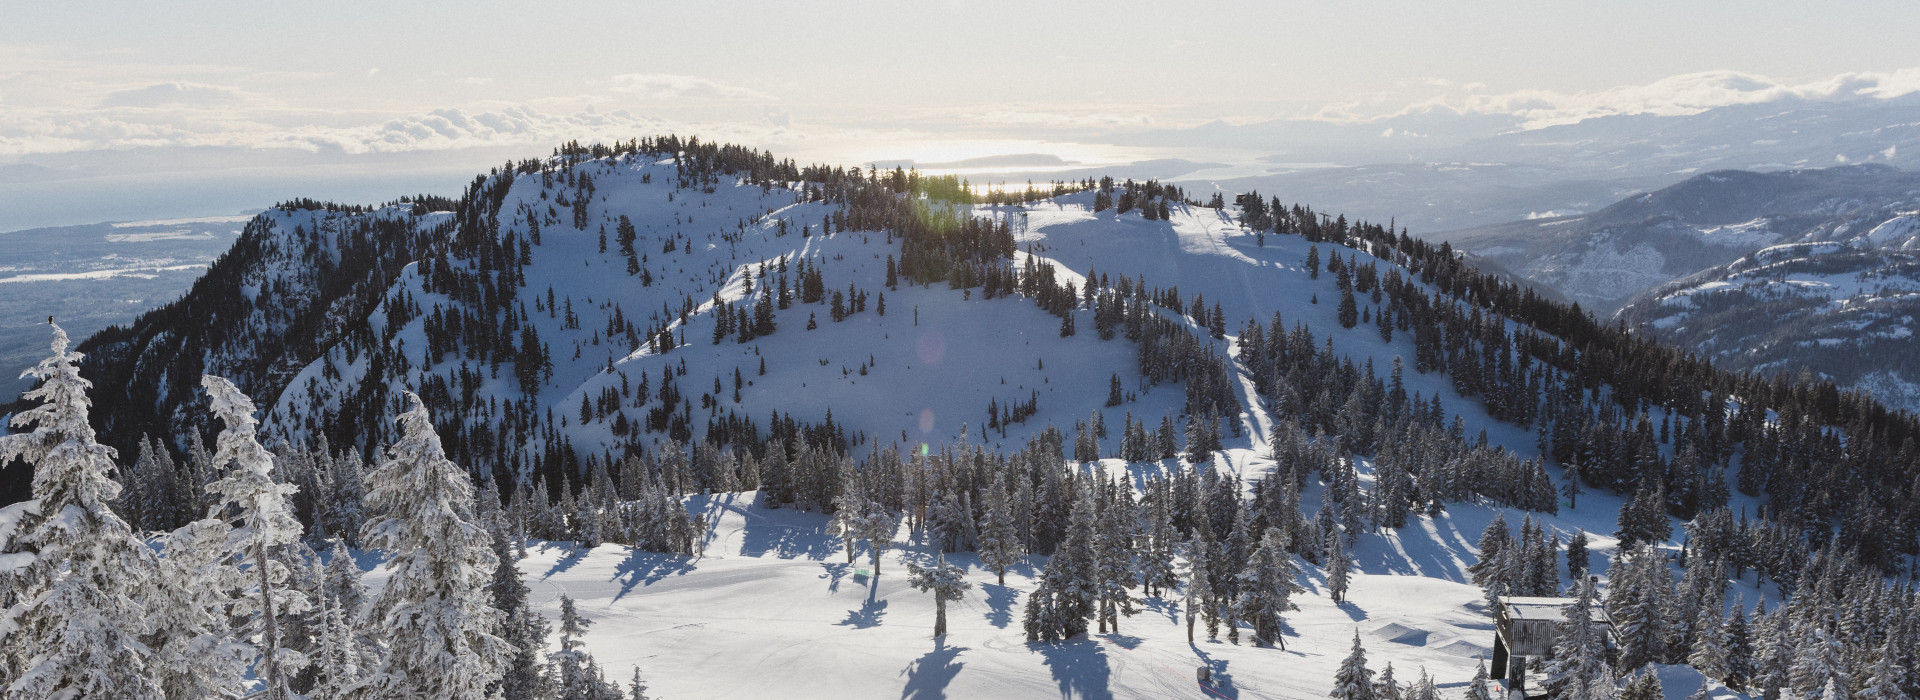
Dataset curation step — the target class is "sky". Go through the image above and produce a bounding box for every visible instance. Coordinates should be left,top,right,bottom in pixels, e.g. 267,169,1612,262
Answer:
4,1,1920,230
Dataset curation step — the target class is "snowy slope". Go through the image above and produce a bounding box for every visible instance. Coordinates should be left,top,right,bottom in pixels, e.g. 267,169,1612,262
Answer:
415,477,1753,700
1619,214,1920,413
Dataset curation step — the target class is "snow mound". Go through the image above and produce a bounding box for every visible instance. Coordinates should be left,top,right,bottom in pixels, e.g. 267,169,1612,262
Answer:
1373,622,1429,646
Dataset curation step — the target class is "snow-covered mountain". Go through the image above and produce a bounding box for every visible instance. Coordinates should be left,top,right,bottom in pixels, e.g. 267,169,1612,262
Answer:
1617,213,1920,413
1439,164,1920,312
14,137,1920,699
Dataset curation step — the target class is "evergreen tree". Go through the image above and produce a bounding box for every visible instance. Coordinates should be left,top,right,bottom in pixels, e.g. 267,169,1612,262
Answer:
976,481,1023,585
1721,598,1753,692
1377,663,1403,700
1689,600,1730,685
357,393,513,699
1621,670,1663,700
203,375,311,699
1326,530,1352,603
1466,660,1493,700
1547,577,1611,700
1856,634,1909,700
1331,632,1378,700
1183,540,1212,643
1566,530,1590,579
905,553,973,637
1234,527,1303,648
0,324,161,698
491,526,551,700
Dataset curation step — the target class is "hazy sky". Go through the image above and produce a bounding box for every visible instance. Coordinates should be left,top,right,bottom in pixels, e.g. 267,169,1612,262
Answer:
4,1,1920,228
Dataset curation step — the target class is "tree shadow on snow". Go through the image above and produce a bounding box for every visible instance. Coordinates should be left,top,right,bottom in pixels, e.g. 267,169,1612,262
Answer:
610,549,698,602
1140,595,1181,625
981,583,1019,629
822,562,850,593
838,581,888,629
900,640,968,700
734,502,841,561
1337,600,1369,622
537,542,587,579
1190,644,1241,699
1031,638,1113,700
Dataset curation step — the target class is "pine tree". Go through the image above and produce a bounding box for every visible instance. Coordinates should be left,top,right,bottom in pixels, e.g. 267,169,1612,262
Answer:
490,526,551,700
358,392,513,699
1721,598,1753,692
905,553,973,637
1327,530,1353,603
1547,577,1611,700
1466,660,1493,700
1377,663,1403,700
203,375,311,699
853,500,901,576
1567,530,1590,579
1183,540,1212,643
0,324,161,698
1621,669,1663,700
976,481,1023,585
1855,633,1909,700
1235,527,1303,648
150,516,251,698
1608,544,1669,673
1330,632,1378,700
309,596,368,700
1689,598,1730,686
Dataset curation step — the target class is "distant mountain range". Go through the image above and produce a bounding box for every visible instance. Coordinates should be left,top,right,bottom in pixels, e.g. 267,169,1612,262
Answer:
1437,164,1920,412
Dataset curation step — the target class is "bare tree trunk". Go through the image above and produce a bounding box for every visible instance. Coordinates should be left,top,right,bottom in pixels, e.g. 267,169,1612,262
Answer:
258,541,285,700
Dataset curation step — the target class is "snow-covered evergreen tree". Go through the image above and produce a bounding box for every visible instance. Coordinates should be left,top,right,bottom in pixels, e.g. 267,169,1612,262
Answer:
1330,632,1378,700
552,595,620,700
853,499,901,575
356,392,512,699
1466,659,1493,700
627,667,650,700
202,375,311,699
1789,627,1848,700
1234,527,1302,648
1689,598,1730,685
1183,539,1212,643
1377,662,1403,700
976,480,1023,585
1855,633,1909,700
1621,669,1663,700
1547,576,1611,700
149,516,250,699
308,596,367,700
1608,544,1669,672
905,552,973,637
490,526,551,700
1721,597,1753,692
1326,529,1352,603
0,324,161,698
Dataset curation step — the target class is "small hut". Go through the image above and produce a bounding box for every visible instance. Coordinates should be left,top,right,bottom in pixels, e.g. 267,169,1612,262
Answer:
1491,594,1613,699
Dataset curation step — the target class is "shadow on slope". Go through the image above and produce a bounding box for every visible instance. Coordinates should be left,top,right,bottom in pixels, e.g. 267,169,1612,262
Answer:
900,640,968,700
1031,638,1114,700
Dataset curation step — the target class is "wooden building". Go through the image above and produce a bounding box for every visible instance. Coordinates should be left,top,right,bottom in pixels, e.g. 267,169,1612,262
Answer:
1491,594,1613,699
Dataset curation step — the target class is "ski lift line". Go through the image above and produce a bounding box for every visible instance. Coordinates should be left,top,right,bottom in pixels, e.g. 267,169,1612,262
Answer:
1097,634,1265,700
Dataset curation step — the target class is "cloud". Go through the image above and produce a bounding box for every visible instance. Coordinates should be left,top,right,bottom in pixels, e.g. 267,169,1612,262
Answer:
608,73,774,101
97,82,255,109
1390,66,1920,129
0,102,802,158
974,110,1152,128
